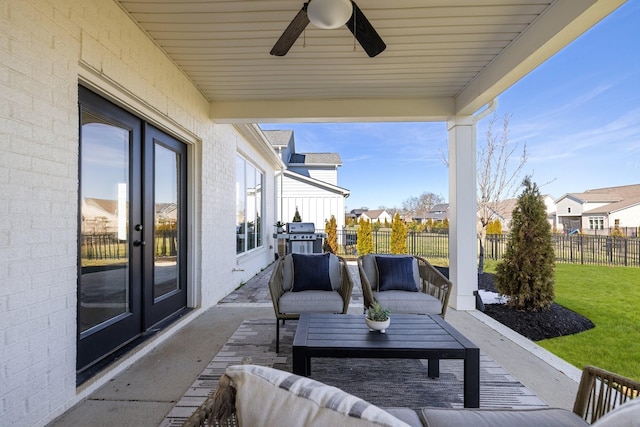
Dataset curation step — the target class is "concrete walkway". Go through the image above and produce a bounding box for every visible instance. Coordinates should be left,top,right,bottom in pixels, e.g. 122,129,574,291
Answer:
47,262,582,426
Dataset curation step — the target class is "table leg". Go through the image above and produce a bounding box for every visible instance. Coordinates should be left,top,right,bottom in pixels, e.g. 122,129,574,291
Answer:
464,347,480,408
292,346,309,376
428,358,440,378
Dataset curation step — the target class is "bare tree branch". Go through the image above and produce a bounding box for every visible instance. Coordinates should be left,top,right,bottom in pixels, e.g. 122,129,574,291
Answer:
477,113,528,271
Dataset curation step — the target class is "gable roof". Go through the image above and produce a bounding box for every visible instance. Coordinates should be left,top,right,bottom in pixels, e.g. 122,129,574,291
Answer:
283,170,349,196
584,196,640,215
557,183,640,214
263,130,293,148
362,209,388,220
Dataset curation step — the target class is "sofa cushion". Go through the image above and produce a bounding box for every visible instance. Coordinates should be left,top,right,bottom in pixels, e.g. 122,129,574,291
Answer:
292,253,332,292
283,253,341,292
375,256,419,292
420,407,588,427
225,364,411,427
362,254,420,291
373,290,442,315
279,290,344,314
592,396,640,427
383,408,424,427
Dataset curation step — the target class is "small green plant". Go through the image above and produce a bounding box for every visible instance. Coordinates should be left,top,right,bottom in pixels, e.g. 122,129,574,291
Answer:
274,221,286,228
366,302,390,321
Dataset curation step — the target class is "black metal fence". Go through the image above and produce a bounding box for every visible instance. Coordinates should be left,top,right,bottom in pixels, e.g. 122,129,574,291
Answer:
334,230,640,267
81,230,178,261
82,230,640,267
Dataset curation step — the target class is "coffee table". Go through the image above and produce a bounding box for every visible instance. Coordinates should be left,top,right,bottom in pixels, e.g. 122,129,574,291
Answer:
292,313,480,408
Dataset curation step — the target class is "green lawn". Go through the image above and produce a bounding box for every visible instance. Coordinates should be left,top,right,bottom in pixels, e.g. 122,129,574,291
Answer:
485,261,640,381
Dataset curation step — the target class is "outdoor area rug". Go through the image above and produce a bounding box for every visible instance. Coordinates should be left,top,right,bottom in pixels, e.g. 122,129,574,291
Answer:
160,318,547,426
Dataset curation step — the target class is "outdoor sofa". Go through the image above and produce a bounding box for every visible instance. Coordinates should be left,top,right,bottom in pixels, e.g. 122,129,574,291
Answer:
182,364,640,427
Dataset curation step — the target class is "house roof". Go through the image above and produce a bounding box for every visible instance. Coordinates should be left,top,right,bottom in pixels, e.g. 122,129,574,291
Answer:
430,203,450,213
263,130,293,148
557,183,640,214
283,170,349,196
289,153,342,166
362,209,387,220
584,196,640,215
117,1,625,122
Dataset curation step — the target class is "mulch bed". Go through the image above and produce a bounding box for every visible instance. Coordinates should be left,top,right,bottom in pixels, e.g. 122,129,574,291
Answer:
436,267,595,341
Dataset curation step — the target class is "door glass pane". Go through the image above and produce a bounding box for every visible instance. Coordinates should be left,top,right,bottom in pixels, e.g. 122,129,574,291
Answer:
236,156,245,254
246,163,256,251
154,143,179,300
79,112,130,334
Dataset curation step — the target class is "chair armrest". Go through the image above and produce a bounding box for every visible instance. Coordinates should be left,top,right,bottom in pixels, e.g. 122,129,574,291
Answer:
268,258,286,317
415,256,452,318
357,256,376,310
337,256,354,314
573,365,640,424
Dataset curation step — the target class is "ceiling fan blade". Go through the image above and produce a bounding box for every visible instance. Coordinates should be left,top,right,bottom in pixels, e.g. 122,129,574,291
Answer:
270,4,310,56
346,1,386,57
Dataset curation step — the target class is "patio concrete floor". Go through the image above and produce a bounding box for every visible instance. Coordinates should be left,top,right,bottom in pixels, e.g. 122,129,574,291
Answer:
47,262,583,426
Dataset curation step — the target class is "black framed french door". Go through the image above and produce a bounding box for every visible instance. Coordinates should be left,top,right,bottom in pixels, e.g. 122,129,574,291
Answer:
77,86,187,372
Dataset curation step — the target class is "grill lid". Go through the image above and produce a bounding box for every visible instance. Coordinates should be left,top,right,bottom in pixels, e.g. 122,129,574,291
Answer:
286,222,316,234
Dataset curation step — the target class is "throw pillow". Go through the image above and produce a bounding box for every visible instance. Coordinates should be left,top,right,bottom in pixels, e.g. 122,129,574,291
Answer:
292,253,332,292
375,256,418,292
225,364,411,427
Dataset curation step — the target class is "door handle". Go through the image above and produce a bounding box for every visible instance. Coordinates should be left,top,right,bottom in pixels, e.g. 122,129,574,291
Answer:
133,240,146,247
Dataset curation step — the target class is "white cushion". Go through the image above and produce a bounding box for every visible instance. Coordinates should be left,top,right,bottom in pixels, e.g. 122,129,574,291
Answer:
592,396,640,427
373,291,442,315
282,253,342,292
225,364,411,427
279,290,344,314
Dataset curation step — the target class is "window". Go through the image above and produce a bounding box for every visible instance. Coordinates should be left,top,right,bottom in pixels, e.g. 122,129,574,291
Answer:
236,155,264,254
589,217,604,230
567,207,571,213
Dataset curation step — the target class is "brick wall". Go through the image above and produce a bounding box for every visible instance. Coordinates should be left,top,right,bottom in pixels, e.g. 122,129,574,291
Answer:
0,0,275,425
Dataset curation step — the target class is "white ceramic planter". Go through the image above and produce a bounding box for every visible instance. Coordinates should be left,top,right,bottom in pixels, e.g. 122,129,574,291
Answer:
366,317,390,333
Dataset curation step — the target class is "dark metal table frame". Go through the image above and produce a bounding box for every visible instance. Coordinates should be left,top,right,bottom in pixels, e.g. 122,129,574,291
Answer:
292,313,480,408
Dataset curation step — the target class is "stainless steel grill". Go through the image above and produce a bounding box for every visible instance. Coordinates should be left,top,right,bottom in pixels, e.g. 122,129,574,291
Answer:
284,222,326,254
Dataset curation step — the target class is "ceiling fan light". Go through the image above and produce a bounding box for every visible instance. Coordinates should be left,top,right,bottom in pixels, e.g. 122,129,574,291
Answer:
307,0,353,29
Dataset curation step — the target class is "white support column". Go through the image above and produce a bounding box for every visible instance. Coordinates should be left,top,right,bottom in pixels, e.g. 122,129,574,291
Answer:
447,116,478,310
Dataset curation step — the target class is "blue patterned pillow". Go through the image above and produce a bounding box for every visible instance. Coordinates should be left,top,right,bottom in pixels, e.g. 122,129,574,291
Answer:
292,253,332,292
375,256,418,292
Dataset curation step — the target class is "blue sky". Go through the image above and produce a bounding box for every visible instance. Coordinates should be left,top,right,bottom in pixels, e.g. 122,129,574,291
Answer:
260,2,640,212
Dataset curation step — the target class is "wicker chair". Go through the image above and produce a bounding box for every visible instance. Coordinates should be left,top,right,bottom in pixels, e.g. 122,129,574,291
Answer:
184,365,640,427
268,253,354,353
573,365,640,423
357,254,451,318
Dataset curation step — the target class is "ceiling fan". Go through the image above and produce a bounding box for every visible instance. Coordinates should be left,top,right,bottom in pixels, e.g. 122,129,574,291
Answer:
270,0,386,57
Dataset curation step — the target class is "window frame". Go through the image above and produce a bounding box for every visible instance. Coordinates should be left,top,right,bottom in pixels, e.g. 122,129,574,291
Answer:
236,154,264,255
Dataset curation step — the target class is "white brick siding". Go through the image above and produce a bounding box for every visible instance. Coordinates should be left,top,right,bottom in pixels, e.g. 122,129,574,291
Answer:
0,1,278,425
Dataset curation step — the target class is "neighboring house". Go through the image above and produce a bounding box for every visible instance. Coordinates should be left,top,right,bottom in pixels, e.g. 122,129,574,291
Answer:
490,196,556,231
347,208,369,223
555,184,640,235
264,130,350,231
414,203,450,224
361,209,392,224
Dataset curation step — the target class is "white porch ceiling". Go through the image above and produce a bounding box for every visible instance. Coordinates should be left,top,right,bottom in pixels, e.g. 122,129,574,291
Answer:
116,0,625,123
